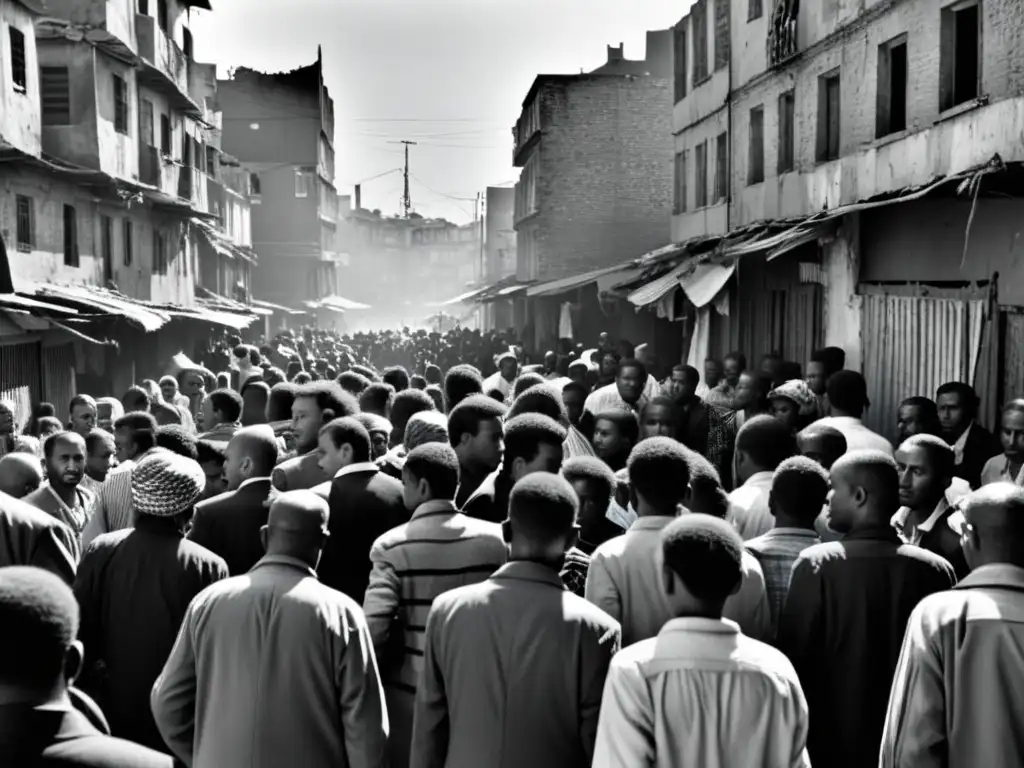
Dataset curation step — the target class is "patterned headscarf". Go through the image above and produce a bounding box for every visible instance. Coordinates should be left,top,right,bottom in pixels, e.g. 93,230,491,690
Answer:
131,451,205,518
768,379,819,417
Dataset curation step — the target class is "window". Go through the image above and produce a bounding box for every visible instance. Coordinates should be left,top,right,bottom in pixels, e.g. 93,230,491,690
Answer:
817,71,841,162
140,99,154,145
778,90,795,172
138,0,149,12
714,132,728,201
124,220,133,266
206,145,216,176
940,1,980,112
63,205,78,267
9,27,26,93
101,215,113,281
714,0,730,71
160,114,171,156
250,172,261,195
41,66,71,125
157,0,169,33
295,169,312,198
113,75,129,135
15,196,33,252
695,141,708,207
875,36,908,138
749,0,763,21
673,22,688,102
692,0,709,83
153,229,166,275
673,150,688,214
748,106,765,184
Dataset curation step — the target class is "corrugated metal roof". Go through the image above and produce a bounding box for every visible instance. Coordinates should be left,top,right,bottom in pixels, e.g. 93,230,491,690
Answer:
0,293,80,315
526,263,637,297
28,283,169,332
317,294,371,311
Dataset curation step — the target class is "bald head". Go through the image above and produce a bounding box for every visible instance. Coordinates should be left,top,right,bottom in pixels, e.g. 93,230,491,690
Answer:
956,483,1024,567
263,490,330,565
224,425,279,491
827,450,900,532
0,453,44,499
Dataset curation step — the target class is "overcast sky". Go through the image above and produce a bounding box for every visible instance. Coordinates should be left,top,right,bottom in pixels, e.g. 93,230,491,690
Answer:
190,0,687,224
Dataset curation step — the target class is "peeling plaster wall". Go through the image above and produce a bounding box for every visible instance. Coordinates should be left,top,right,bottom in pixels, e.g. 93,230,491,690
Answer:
0,0,42,156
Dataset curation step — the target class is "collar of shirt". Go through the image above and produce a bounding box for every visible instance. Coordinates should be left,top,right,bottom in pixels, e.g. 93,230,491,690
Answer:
629,515,676,532
333,461,380,479
991,455,1024,485
759,527,821,542
743,471,775,489
660,616,741,638
955,563,1024,592
412,499,457,521
252,553,319,578
951,421,975,465
491,560,566,589
840,525,903,544
822,415,864,428
237,476,271,492
891,497,950,544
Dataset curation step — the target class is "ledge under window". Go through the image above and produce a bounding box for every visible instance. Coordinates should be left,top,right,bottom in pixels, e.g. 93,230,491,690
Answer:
936,95,989,125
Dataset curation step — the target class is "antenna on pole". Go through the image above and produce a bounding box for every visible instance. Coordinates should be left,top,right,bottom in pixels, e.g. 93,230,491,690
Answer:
388,140,418,217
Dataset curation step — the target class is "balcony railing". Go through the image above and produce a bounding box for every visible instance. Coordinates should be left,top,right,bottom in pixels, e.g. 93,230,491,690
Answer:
767,1,799,68
136,13,189,97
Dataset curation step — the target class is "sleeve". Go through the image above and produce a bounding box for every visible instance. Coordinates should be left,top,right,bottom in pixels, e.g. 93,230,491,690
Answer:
338,607,389,768
150,602,201,766
584,552,623,624
186,506,217,554
724,558,772,643
81,494,110,552
591,656,655,768
362,540,401,657
34,523,78,584
72,545,105,677
579,620,622,764
776,557,824,705
410,604,450,768
878,603,947,768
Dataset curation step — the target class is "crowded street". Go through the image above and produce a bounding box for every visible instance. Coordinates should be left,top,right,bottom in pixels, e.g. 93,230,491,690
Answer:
3,0,1024,767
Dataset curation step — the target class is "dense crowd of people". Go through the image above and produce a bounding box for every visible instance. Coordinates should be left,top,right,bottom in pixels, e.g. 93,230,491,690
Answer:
1,323,1023,767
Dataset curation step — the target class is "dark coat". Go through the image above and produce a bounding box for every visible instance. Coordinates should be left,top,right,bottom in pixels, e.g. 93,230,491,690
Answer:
0,702,172,767
188,477,274,576
318,466,408,601
73,516,227,751
953,423,1001,489
271,450,325,492
460,470,513,525
0,490,78,582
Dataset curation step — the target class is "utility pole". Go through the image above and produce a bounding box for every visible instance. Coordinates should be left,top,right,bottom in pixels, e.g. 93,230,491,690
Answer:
388,140,417,217
478,192,485,283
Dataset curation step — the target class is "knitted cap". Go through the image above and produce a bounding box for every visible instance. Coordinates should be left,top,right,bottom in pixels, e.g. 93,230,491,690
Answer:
768,379,819,416
131,451,206,518
404,410,449,451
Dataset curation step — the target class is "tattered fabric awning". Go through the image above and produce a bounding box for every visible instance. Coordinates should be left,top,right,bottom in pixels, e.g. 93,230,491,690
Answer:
194,221,256,263
306,294,371,311
527,262,644,298
252,298,306,315
20,282,170,332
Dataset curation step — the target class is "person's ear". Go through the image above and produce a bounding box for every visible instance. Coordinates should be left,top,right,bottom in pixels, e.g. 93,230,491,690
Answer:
854,485,868,507
417,477,431,501
64,640,84,687
260,525,269,552
501,519,512,544
240,456,253,477
511,456,526,482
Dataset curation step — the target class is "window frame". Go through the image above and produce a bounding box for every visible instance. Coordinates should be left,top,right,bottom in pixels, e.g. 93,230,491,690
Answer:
939,0,981,113
714,132,728,202
124,219,134,267
695,140,709,208
63,204,79,267
748,105,765,185
9,26,27,94
113,74,129,136
778,90,796,173
40,65,71,125
15,195,33,252
816,69,842,163
295,169,311,198
748,0,763,21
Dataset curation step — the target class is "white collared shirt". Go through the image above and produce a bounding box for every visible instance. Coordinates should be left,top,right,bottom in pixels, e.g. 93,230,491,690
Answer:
333,461,380,479
891,479,971,545
727,471,775,541
814,415,895,455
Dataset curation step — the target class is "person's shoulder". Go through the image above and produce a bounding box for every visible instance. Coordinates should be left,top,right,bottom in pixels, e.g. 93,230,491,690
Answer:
609,635,657,670
562,590,621,635
454,514,505,542
739,548,766,577
727,484,760,508
195,487,239,512
431,578,494,614
85,527,133,553
733,632,802,684
0,490,56,529
897,542,957,573
590,531,630,561
47,731,174,767
179,537,229,569
792,540,846,571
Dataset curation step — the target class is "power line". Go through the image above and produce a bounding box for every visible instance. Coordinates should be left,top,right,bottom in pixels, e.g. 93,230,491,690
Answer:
388,140,418,218
348,118,502,123
354,167,403,185
409,174,476,202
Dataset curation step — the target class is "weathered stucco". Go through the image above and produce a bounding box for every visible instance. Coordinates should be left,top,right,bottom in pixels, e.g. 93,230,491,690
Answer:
0,1,42,156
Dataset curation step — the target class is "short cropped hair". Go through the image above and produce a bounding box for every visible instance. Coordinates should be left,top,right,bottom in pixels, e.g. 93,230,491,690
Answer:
513,373,545,399
404,443,460,499
410,374,427,390
797,423,847,457
196,440,226,466
736,415,797,471
561,456,616,510
350,365,379,382
447,395,506,448
444,365,484,412
121,386,151,413
359,383,395,417
661,515,744,602
391,389,437,435
771,456,830,526
296,382,358,420
267,383,297,422
113,412,158,453
683,447,729,519
382,366,410,393
206,389,243,424
835,449,901,511
504,413,567,465
69,394,96,413
43,431,81,460
0,567,79,688
898,433,956,479
594,410,640,446
508,384,569,427
337,371,371,396
156,425,199,461
508,472,579,541
404,411,449,452
936,381,980,416
627,437,691,510
85,428,114,457
562,381,589,400
319,417,371,463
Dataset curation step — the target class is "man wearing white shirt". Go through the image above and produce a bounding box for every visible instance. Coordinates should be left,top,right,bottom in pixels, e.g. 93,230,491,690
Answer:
814,370,895,455
581,359,651,435
481,352,518,402
728,416,798,541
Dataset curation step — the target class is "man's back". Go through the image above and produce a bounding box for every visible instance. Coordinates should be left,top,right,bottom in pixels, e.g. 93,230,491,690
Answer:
881,563,1024,768
412,562,621,768
778,530,955,768
271,451,324,492
593,618,809,768
0,490,78,583
188,478,273,575
151,556,387,768
320,468,407,600
74,518,227,750
727,471,774,541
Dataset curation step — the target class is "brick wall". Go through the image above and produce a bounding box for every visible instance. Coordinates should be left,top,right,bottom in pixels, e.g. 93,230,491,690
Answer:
528,76,673,282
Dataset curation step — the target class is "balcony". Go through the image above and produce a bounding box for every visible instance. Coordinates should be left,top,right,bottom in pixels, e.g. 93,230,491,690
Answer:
139,144,179,194
767,0,799,68
136,13,199,114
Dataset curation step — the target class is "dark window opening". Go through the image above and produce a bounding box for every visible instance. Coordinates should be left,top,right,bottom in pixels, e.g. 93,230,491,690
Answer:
778,90,795,173
41,66,71,125
674,151,687,214
101,215,113,283
63,205,79,267
749,0,763,21
693,0,709,83
113,74,129,135
673,23,688,102
817,71,841,162
160,114,171,156
124,220,133,266
16,196,32,252
695,141,708,208
877,36,908,137
9,27,26,93
714,132,728,201
250,172,261,195
748,106,765,184
940,2,980,111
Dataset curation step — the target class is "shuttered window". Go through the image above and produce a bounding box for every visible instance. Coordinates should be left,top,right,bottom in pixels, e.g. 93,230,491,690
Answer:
9,27,26,93
124,220,133,266
41,67,71,125
63,205,79,267
15,196,33,252
113,74,129,135
140,99,155,146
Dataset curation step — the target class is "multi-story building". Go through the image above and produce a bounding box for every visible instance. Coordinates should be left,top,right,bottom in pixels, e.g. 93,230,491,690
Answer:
480,185,516,331
341,203,481,331
664,0,1024,440
217,51,340,310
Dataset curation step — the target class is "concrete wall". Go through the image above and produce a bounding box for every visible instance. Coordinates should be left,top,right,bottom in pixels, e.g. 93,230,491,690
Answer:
527,75,673,281
43,0,137,52
218,78,319,165
248,163,318,259
0,0,41,156
730,0,1024,227
672,107,729,241
485,186,516,281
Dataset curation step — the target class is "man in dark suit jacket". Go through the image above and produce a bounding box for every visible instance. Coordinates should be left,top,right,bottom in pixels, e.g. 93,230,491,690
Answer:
318,417,407,601
272,381,358,491
0,566,172,767
411,473,621,768
0,489,78,583
936,381,1001,489
189,426,278,575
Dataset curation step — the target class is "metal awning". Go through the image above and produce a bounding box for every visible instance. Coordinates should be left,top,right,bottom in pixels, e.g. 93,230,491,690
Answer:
24,283,169,332
526,263,639,297
315,294,372,311
439,287,486,306
0,293,81,315
252,298,303,314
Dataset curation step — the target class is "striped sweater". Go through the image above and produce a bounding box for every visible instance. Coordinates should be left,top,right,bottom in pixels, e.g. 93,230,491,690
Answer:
363,499,507,767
